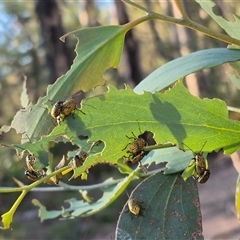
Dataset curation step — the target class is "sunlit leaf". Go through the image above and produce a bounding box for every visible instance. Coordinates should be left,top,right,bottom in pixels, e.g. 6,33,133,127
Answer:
12,80,240,178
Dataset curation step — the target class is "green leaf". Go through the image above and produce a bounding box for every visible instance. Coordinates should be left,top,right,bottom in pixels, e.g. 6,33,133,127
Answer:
116,172,203,239
70,174,134,217
33,175,136,220
32,199,62,222
143,147,194,174
134,48,240,94
1,25,127,140
15,80,240,178
59,26,125,93
196,0,240,39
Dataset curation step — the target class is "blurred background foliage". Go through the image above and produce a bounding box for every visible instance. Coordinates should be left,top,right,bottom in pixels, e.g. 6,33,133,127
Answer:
0,1,240,239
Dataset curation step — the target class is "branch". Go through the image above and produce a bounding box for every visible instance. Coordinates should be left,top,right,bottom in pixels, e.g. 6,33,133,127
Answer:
122,0,240,46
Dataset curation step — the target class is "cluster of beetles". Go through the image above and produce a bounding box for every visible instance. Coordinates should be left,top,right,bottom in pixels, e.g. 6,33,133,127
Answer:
17,97,210,217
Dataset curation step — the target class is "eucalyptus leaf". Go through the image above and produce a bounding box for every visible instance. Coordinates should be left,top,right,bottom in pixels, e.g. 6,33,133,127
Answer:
142,147,194,174
134,48,240,94
14,80,240,178
116,172,203,239
32,175,136,221
196,0,240,39
1,25,127,140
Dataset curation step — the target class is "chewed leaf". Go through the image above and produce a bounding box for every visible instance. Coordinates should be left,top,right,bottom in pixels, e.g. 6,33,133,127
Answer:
196,0,240,39
33,175,135,220
1,25,128,140
10,80,240,178
59,25,125,93
70,175,133,217
142,147,194,174
32,199,62,222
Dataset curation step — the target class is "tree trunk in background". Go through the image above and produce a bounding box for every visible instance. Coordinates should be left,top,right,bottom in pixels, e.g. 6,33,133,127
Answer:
79,0,100,27
145,0,177,60
34,0,74,83
168,1,201,96
114,0,143,86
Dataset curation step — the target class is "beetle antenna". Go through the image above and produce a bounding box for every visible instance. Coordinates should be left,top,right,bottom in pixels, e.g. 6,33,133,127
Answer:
199,141,207,154
136,120,142,134
182,142,195,154
125,191,130,198
182,141,207,154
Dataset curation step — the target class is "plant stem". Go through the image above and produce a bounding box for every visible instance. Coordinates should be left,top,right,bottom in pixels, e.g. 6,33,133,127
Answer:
122,0,149,13
150,13,240,46
1,190,28,229
0,165,71,193
122,0,240,46
124,14,152,32
0,178,125,192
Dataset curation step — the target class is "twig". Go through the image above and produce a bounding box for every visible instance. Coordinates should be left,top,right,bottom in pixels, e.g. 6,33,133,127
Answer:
122,0,240,46
122,0,149,14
